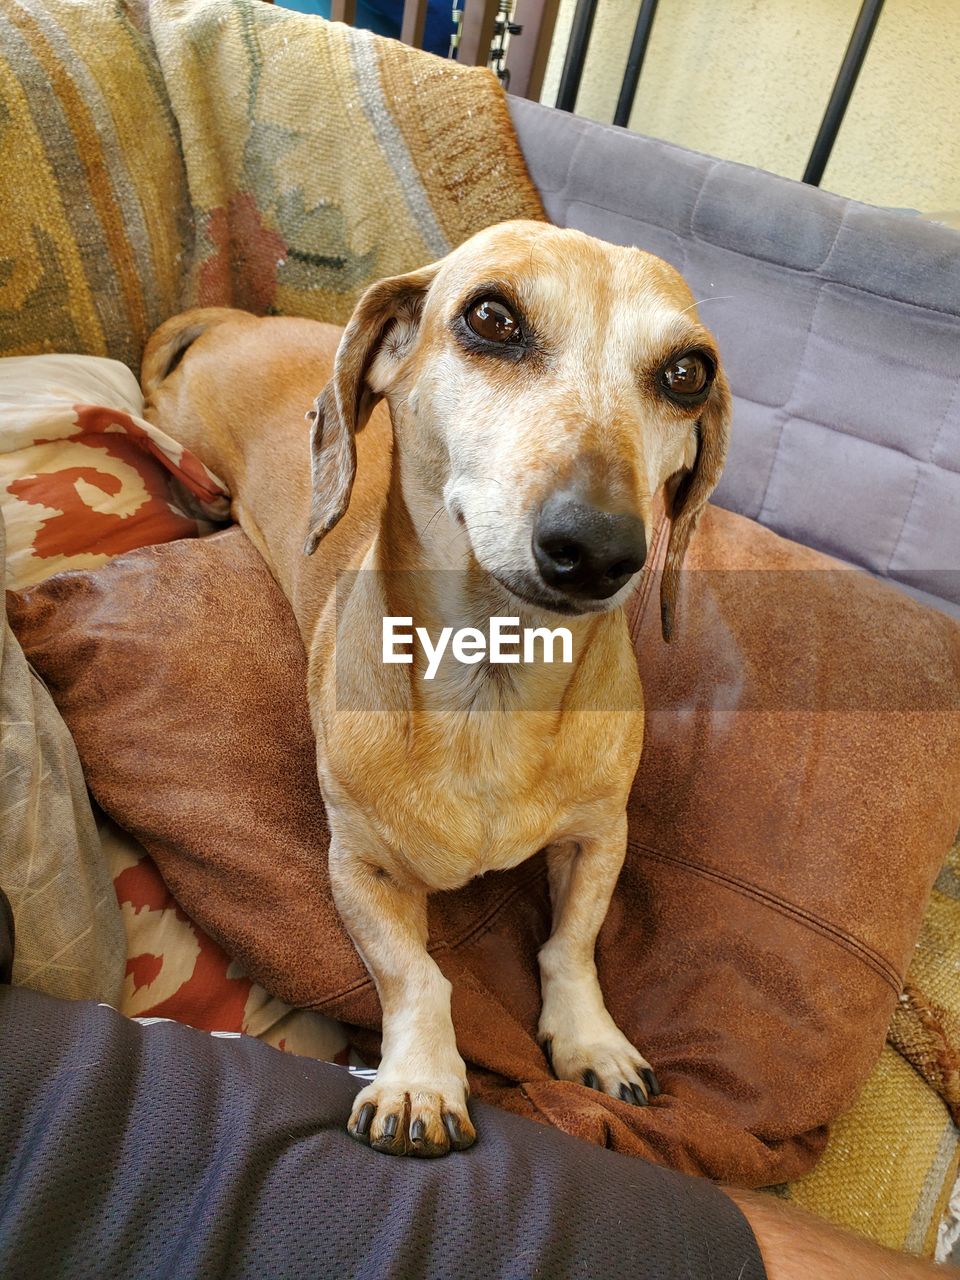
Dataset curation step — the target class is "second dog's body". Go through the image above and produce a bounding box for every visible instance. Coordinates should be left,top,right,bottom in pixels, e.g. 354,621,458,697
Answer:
143,220,730,1157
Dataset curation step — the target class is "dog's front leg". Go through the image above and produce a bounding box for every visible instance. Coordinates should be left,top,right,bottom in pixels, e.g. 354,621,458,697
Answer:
328,828,476,1157
538,821,661,1105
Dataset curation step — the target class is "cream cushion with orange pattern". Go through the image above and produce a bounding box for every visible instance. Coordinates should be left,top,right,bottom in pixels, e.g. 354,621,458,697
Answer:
1,353,348,1057
0,354,228,590
99,816,348,1059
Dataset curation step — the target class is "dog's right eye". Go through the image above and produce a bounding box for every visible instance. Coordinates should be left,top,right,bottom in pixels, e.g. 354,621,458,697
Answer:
465,298,521,344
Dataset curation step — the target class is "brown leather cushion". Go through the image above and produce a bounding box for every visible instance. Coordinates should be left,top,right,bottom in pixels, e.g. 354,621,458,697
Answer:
8,506,960,1186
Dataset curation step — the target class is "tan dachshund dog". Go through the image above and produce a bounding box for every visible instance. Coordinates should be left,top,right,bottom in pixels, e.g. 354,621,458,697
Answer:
142,220,731,1158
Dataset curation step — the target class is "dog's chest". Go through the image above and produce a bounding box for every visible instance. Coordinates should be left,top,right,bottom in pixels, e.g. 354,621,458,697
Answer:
331,706,643,890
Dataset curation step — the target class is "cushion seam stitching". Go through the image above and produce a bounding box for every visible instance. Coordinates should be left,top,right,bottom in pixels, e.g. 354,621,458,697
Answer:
628,840,903,992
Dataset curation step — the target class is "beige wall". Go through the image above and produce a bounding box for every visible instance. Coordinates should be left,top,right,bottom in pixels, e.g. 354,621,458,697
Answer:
540,0,960,219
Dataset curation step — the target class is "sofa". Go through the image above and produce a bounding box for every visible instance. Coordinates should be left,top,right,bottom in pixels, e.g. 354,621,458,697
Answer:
1,0,958,1267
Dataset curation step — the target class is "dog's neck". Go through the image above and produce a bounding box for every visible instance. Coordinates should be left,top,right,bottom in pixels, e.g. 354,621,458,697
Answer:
371,448,613,714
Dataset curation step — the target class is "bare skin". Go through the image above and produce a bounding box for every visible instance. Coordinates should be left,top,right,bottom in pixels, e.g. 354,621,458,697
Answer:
726,1187,960,1279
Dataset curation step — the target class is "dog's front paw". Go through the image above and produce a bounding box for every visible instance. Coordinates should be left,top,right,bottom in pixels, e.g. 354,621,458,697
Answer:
540,1013,661,1106
348,1072,476,1157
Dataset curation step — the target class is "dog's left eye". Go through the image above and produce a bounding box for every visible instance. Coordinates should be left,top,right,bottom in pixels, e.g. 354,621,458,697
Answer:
660,352,712,399
465,298,521,344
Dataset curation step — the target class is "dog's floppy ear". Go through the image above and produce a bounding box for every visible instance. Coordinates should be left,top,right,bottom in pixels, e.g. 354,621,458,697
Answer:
304,262,440,555
659,362,732,642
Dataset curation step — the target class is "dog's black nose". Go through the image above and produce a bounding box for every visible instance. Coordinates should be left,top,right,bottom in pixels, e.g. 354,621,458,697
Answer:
532,493,647,600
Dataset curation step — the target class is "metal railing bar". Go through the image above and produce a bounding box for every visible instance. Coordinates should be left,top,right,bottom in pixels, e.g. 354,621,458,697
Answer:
802,0,885,186
555,0,600,111
612,0,659,128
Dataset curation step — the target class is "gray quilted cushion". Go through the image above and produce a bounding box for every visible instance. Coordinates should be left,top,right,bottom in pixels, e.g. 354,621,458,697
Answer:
510,99,960,618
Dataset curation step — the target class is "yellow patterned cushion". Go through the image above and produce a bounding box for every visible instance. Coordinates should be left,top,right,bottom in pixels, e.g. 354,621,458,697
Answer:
783,1044,958,1258
0,0,189,367
781,831,960,1259
1,0,543,371
889,835,960,1127
144,0,543,325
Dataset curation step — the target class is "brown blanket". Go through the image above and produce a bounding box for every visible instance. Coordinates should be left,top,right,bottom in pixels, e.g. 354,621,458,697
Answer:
10,503,960,1186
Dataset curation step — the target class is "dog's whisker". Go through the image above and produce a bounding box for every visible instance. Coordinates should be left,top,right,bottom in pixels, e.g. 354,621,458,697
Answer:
416,504,449,546
675,294,737,318
420,506,505,549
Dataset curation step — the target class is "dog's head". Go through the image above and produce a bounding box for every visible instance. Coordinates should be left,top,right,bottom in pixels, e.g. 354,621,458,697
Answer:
306,221,731,640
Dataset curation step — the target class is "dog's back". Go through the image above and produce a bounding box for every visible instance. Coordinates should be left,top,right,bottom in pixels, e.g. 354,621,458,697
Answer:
141,309,392,641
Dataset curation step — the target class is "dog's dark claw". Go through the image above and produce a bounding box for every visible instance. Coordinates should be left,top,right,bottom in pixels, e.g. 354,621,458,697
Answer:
642,1067,662,1097
382,1113,399,1140
410,1117,426,1144
355,1103,375,1137
616,1081,647,1107
443,1113,462,1145
541,1038,554,1070
582,1069,600,1091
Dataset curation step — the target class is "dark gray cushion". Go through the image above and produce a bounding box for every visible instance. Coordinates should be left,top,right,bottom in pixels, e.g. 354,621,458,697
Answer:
510,99,960,617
